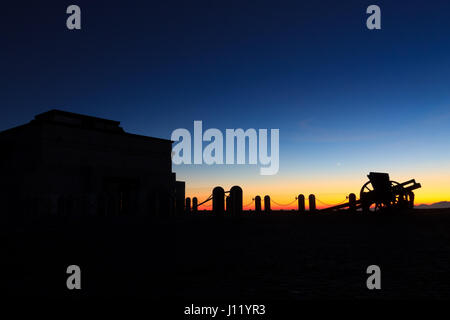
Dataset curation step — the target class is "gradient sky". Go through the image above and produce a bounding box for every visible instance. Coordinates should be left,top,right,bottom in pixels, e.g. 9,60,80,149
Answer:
2,1,450,208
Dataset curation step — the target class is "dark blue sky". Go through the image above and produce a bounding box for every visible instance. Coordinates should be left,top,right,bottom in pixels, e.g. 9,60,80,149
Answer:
2,0,450,202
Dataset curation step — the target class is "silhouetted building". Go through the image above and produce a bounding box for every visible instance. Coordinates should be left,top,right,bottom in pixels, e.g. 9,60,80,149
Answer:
0,110,184,218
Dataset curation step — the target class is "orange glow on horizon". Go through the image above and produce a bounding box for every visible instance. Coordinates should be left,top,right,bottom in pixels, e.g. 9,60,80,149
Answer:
186,171,450,211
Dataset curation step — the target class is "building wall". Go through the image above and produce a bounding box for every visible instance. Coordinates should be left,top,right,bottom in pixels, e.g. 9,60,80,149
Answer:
0,112,181,219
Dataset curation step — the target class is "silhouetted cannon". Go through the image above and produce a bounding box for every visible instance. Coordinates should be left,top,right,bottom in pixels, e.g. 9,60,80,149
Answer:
359,172,420,212
320,172,421,213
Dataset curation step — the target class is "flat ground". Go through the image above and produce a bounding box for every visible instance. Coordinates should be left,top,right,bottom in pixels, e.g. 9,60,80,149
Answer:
3,209,450,299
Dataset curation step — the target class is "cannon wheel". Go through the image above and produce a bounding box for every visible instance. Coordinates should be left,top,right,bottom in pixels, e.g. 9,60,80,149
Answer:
360,180,413,212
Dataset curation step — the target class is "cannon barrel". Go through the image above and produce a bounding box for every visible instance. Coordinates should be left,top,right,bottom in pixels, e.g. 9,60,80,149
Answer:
392,179,421,192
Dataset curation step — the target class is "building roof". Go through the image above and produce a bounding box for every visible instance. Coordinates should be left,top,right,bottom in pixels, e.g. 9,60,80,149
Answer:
0,109,173,143
35,109,121,126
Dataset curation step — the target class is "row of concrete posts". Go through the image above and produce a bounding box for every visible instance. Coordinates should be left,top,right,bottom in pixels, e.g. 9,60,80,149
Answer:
184,186,358,214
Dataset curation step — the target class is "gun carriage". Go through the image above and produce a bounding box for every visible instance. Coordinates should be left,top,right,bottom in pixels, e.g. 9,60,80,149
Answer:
321,172,421,213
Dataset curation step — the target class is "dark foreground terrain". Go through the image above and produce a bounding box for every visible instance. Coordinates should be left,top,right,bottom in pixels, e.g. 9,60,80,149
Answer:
3,210,450,300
